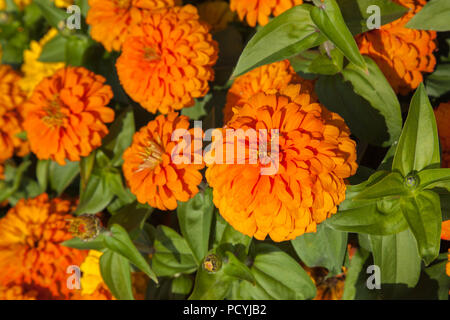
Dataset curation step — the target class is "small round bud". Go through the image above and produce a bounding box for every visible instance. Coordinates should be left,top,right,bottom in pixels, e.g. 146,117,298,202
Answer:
203,254,222,273
404,172,419,189
67,214,101,241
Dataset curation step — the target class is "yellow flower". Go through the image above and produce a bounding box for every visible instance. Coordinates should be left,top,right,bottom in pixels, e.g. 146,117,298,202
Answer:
80,250,105,296
19,28,65,95
0,0,72,9
198,1,235,32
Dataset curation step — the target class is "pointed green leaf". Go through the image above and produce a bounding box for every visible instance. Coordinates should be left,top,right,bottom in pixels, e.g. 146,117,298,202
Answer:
418,168,450,192
48,160,80,195
341,247,370,300
341,56,402,147
223,251,255,285
232,4,325,77
152,226,198,277
36,159,49,192
75,171,115,214
399,191,441,265
238,244,316,300
104,224,158,283
291,223,347,275
393,83,440,176
353,172,406,200
177,188,215,263
34,0,69,29
310,0,367,71
369,229,421,287
100,249,134,300
62,233,107,251
406,0,450,31
38,33,67,62
337,0,408,35
101,106,135,167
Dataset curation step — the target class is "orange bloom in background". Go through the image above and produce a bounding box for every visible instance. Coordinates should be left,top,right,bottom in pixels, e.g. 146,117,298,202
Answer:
306,266,346,300
86,0,179,52
230,0,302,27
435,102,450,168
356,0,436,95
442,220,450,241
123,113,204,210
0,164,4,180
0,65,29,163
116,5,218,114
206,85,358,242
224,59,315,123
197,1,235,32
0,194,88,299
23,67,114,165
0,284,39,300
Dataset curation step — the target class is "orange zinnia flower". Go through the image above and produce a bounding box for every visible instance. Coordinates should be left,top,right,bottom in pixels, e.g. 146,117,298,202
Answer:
0,65,29,163
123,113,204,210
306,266,346,300
230,0,302,27
224,60,315,123
356,0,436,95
0,194,88,299
206,85,357,242
23,67,114,165
0,284,38,300
116,5,218,114
86,0,179,52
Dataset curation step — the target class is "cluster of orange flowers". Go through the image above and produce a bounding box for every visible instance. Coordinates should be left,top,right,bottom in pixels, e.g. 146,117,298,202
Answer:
356,0,437,95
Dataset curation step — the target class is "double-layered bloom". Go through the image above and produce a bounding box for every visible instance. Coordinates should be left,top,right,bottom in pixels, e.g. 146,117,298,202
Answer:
86,0,179,52
356,0,436,95
230,0,302,27
0,194,88,299
0,65,29,164
224,60,315,123
116,5,218,114
123,113,204,210
23,67,114,165
20,28,65,95
206,85,357,241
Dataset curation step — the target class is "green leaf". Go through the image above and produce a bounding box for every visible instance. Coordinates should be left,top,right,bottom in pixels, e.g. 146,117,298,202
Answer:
342,247,370,300
100,249,134,300
177,188,214,263
0,159,32,202
232,4,324,77
33,0,68,29
36,159,49,192
406,0,450,31
80,152,96,191
393,83,441,176
104,224,158,283
341,56,402,147
38,33,67,62
315,74,390,146
425,63,450,97
181,94,211,120
75,170,115,214
171,274,194,295
108,202,152,233
337,0,408,35
307,44,343,75
369,229,421,287
101,107,135,167
48,160,79,195
65,35,91,66
62,233,107,251
353,172,406,200
310,0,367,71
223,251,255,285
291,223,347,275
152,226,198,277
23,3,44,27
418,168,450,192
399,191,441,265
75,0,89,17
238,244,316,300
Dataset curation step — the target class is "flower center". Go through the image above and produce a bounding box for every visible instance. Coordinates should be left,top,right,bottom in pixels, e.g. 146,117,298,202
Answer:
143,47,160,62
42,94,66,127
136,139,164,172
